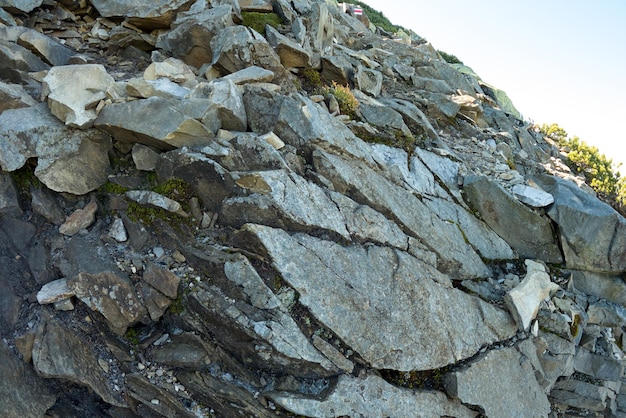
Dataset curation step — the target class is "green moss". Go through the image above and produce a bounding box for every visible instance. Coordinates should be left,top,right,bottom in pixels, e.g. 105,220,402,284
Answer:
351,125,416,155
98,181,129,194
124,327,140,346
168,291,185,315
381,368,448,390
241,11,283,36
9,162,41,200
126,178,196,228
322,81,359,118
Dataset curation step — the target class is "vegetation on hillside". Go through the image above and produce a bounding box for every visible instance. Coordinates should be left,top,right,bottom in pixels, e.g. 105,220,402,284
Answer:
539,123,626,213
438,50,464,65
352,1,407,34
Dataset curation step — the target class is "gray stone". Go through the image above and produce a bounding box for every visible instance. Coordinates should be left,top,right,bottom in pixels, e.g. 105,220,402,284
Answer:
0,339,56,417
220,133,287,171
156,4,234,69
0,81,37,113
67,271,147,335
126,77,190,100
533,174,626,273
89,0,194,30
504,260,559,331
210,25,285,80
0,39,49,83
0,0,42,13
31,186,65,225
108,217,128,242
150,332,210,369
0,171,21,217
190,80,246,131
125,374,196,417
511,183,554,207
380,97,439,140
126,190,188,217
414,147,461,189
314,149,491,279
222,65,274,84
271,373,477,418
321,54,352,85
357,94,413,139
444,345,551,418
143,57,197,86
32,313,123,406
17,28,73,66
463,175,563,263
246,224,516,371
570,270,626,307
587,300,626,327
95,97,214,150
265,25,310,68
42,64,114,129
132,143,159,171
574,347,624,381
0,104,112,195
354,66,382,97
551,378,612,411
37,278,74,304
537,331,576,391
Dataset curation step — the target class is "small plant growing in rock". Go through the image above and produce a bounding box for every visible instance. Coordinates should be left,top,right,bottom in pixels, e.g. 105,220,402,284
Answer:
323,81,359,118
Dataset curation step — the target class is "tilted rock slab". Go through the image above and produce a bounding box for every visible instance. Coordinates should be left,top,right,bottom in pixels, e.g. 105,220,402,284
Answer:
90,0,194,30
271,373,477,418
246,224,516,371
534,174,626,273
314,148,491,279
463,175,563,263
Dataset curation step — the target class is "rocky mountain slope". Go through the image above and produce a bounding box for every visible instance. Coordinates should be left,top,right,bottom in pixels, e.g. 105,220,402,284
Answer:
1,0,625,417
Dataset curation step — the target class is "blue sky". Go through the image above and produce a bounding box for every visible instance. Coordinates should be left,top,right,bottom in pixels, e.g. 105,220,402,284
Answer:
361,0,626,171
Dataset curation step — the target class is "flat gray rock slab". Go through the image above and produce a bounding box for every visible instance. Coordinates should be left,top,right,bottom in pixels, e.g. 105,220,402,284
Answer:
246,224,516,371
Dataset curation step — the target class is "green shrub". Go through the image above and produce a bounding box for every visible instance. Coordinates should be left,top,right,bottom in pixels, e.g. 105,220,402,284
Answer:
438,50,463,65
241,11,282,36
539,123,626,212
323,81,359,118
352,1,407,34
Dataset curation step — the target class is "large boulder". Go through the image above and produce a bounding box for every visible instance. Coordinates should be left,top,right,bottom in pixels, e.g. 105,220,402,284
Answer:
534,174,626,273
0,0,42,13
245,224,516,371
89,0,194,30
42,64,114,128
0,104,111,195
463,175,563,263
0,39,49,83
17,28,74,66
156,4,234,69
94,97,214,150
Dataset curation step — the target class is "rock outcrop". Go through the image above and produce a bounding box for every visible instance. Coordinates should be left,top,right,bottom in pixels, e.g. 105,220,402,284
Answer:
0,1,624,417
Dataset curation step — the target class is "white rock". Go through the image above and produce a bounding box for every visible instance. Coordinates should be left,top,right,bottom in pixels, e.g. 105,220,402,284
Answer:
512,184,554,207
37,278,74,304
108,217,128,242
42,64,114,128
259,131,285,150
504,261,560,331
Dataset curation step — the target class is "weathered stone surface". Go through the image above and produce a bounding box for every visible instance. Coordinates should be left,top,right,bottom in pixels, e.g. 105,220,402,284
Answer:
221,170,351,239
574,347,624,381
537,331,576,391
143,57,197,86
314,149,491,279
512,183,555,207
271,373,477,418
90,0,193,30
246,224,516,371
17,28,73,66
190,79,246,131
31,186,65,225
222,65,274,84
59,198,98,236
380,97,440,140
95,97,214,150
354,66,383,97
551,378,612,411
126,190,188,217
67,271,146,335
265,25,310,68
444,345,551,418
0,39,49,83
0,81,37,113
125,373,196,417
587,300,626,327
143,262,180,299
126,77,189,100
463,175,563,263
0,0,42,13
570,270,626,307
534,174,626,273
132,143,159,171
505,260,559,331
0,104,111,194
32,313,122,406
0,171,21,217
0,339,56,417
357,93,413,139
156,4,234,69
